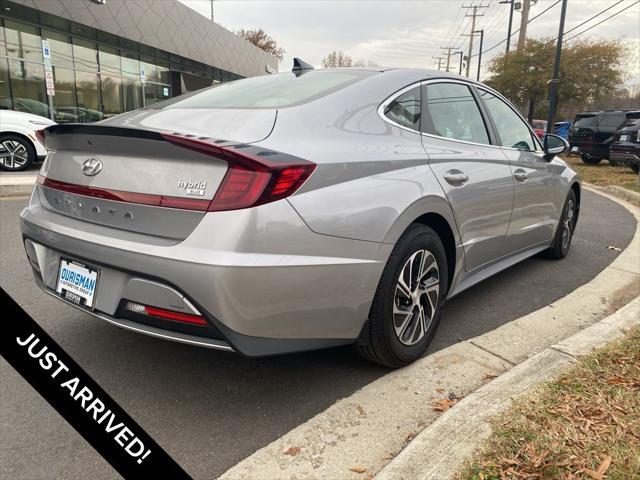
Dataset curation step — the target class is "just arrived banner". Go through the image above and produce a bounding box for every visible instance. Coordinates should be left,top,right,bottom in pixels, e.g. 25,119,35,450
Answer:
0,287,192,479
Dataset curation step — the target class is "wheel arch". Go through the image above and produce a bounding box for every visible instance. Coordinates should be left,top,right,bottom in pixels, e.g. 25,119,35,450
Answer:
412,212,457,290
570,181,581,224
383,196,461,291
0,130,38,154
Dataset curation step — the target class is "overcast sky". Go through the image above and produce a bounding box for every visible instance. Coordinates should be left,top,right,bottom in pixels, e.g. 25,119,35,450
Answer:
180,0,640,87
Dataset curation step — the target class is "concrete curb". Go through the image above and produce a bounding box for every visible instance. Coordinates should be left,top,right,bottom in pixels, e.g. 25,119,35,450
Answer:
219,190,639,480
0,171,37,197
603,185,640,204
375,296,640,480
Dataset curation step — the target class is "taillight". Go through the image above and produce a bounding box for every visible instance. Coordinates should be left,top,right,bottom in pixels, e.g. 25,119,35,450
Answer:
123,301,207,326
161,132,316,211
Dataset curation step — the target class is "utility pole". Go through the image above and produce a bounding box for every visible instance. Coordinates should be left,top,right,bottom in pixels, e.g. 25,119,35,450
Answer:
462,3,489,77
517,0,533,52
474,30,484,81
440,46,460,72
455,51,464,75
546,0,568,133
432,56,444,70
499,0,515,53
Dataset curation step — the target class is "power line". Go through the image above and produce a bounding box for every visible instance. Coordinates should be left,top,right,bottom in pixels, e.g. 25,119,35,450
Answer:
564,0,640,42
564,0,625,36
471,0,562,57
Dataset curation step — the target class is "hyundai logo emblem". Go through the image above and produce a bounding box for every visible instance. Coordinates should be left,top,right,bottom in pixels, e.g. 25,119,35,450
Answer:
81,158,103,176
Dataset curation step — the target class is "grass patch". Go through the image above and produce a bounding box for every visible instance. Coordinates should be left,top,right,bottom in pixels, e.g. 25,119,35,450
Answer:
564,155,640,194
458,325,640,480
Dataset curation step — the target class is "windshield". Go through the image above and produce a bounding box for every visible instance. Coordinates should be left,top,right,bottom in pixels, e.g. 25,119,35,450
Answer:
159,70,375,109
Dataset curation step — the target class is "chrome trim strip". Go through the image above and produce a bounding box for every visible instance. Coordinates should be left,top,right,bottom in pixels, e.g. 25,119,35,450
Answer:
38,280,235,352
377,77,543,152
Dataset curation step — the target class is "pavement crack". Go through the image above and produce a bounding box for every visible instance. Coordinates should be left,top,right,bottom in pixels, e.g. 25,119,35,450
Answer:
467,341,516,368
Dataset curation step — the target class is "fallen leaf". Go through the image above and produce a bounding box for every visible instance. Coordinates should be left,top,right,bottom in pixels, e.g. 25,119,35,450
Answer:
582,468,603,480
356,405,366,416
606,376,626,385
432,398,456,412
607,245,622,252
483,373,498,381
283,446,301,456
383,452,395,460
596,455,612,476
350,466,367,474
435,387,445,393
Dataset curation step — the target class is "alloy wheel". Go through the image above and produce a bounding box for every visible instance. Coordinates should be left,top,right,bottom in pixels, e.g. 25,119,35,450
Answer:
0,140,29,170
393,249,440,346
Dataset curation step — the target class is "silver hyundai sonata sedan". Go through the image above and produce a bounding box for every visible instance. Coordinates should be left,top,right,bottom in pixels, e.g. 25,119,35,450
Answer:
21,63,579,367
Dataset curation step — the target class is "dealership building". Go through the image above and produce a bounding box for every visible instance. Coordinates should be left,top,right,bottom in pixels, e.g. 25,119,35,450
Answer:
0,0,277,122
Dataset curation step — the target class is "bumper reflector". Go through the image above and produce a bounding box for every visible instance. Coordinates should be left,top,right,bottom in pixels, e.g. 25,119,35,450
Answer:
124,301,207,326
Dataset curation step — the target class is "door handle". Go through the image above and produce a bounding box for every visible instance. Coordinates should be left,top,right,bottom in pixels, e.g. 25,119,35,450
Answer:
513,169,529,182
443,170,469,186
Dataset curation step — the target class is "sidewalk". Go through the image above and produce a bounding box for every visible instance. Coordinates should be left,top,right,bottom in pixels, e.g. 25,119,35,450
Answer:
0,170,37,197
375,296,640,480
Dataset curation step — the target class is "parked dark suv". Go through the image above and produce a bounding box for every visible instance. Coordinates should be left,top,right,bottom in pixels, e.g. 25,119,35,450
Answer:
610,115,640,173
569,110,640,164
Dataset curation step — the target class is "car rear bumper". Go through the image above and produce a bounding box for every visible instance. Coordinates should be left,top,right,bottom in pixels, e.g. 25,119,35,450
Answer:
609,150,640,166
20,186,391,356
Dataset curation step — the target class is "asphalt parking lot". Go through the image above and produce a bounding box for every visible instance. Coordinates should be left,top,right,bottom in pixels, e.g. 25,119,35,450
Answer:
0,190,636,480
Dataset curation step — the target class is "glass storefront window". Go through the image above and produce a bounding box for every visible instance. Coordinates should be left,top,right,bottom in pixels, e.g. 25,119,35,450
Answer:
99,45,121,75
122,75,142,111
51,67,77,123
0,23,7,57
41,29,74,69
7,59,49,118
0,58,11,110
75,70,103,122
4,20,42,63
143,83,171,107
72,38,98,72
100,74,123,116
121,53,139,77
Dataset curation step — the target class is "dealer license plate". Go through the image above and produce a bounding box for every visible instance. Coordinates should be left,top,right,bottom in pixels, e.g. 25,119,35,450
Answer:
571,146,579,152
56,259,99,309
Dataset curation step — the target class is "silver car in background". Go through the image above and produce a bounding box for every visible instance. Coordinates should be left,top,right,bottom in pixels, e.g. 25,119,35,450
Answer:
21,64,579,367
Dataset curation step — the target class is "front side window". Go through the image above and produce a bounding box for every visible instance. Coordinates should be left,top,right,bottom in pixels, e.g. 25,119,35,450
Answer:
384,86,421,130
480,90,536,151
423,83,490,145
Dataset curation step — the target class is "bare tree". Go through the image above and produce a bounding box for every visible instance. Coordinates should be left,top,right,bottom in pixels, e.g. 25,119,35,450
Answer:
321,51,353,68
237,28,285,61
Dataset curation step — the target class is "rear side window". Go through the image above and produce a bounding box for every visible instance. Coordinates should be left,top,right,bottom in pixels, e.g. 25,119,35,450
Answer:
574,115,597,127
159,70,373,109
480,90,537,151
383,86,421,130
598,113,625,128
423,83,489,144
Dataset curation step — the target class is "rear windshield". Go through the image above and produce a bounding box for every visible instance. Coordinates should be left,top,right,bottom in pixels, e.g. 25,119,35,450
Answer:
573,115,597,127
160,70,375,109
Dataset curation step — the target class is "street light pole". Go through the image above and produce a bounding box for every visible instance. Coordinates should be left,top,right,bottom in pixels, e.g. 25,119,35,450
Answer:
499,0,515,53
475,29,484,81
546,0,568,133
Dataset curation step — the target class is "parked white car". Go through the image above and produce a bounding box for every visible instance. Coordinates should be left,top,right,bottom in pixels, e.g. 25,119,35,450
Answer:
0,110,55,171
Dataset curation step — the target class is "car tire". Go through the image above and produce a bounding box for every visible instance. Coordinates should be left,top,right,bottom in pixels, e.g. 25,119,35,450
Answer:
631,164,639,174
580,153,601,164
355,224,448,368
542,189,578,260
0,134,36,171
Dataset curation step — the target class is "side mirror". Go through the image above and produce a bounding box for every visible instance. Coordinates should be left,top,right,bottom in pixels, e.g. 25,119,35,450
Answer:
543,133,569,161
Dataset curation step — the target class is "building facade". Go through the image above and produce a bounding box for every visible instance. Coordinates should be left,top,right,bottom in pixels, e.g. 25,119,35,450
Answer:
0,0,277,123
